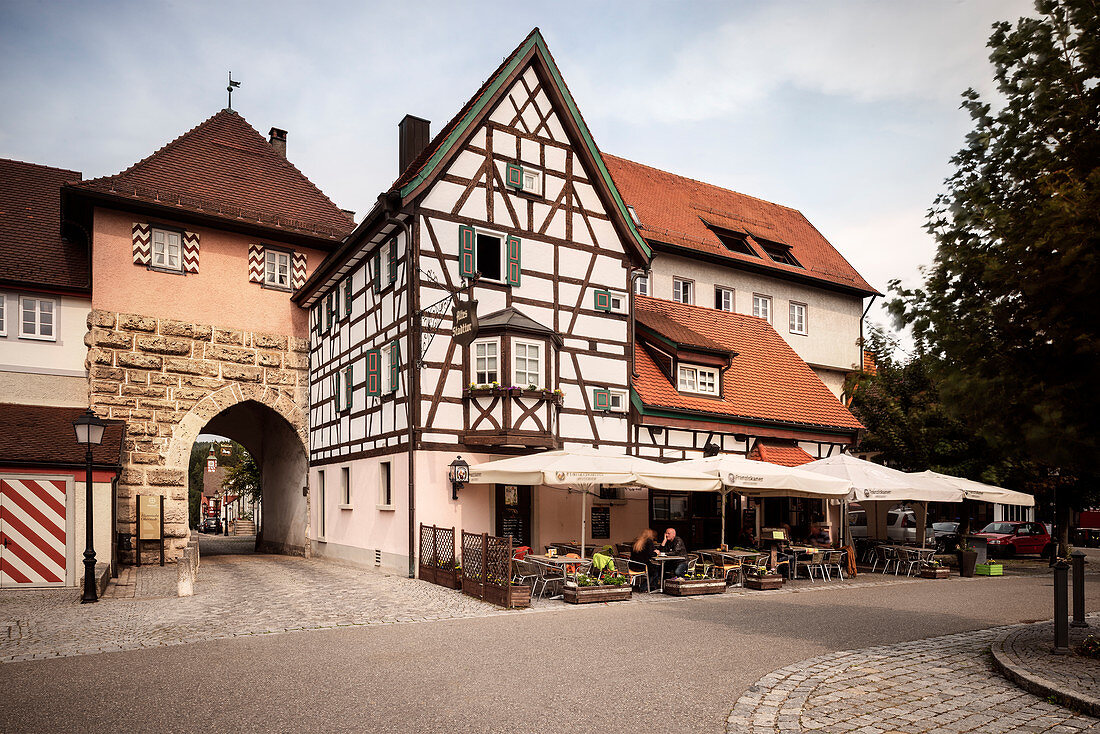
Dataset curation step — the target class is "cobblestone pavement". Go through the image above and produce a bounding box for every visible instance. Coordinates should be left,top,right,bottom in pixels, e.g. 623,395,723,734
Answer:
993,614,1100,716
0,548,935,663
728,624,1100,733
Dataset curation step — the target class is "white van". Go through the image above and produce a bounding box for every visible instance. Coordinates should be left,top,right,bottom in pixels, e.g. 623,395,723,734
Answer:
848,505,935,545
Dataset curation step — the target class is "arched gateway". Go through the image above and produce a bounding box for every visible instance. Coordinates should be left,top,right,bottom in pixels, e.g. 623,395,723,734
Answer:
87,308,311,562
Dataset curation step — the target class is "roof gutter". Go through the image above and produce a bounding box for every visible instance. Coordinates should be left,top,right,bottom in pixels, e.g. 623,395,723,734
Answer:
292,198,386,305
632,396,860,438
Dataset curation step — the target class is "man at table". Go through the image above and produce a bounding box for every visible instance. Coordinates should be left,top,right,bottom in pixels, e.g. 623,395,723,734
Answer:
661,527,689,577
808,523,831,548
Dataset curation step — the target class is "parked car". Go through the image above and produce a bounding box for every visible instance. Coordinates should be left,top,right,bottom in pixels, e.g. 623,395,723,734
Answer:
932,522,960,553
972,521,1053,558
201,517,220,533
848,506,935,545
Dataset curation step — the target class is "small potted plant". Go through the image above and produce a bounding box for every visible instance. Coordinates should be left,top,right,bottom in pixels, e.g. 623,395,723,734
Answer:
958,541,978,578
975,559,1004,576
742,563,784,590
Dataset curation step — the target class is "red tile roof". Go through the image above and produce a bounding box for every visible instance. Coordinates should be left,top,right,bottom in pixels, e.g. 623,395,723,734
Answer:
748,441,815,467
0,158,88,293
0,404,124,468
605,155,878,296
634,296,863,432
68,110,354,242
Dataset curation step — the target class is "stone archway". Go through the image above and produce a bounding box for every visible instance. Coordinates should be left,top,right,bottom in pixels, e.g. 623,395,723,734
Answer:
85,309,310,562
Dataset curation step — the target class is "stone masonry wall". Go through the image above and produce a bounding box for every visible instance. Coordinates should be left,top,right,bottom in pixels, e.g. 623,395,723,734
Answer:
85,309,309,561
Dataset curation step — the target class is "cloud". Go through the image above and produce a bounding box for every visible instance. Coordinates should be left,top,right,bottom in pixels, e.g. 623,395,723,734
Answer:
583,0,1035,123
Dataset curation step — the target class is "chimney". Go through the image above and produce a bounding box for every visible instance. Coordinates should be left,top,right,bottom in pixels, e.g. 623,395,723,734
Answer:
268,127,288,158
398,115,431,175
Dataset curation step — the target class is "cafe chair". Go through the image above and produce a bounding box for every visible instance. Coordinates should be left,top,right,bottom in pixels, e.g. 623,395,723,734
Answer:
528,557,567,600
796,551,827,582
709,553,742,585
614,557,651,593
823,549,847,581
511,558,540,588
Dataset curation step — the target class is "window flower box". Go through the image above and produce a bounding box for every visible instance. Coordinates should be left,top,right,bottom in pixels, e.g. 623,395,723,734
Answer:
663,577,727,596
464,386,563,405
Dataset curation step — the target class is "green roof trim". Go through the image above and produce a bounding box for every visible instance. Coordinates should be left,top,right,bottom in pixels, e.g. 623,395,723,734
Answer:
634,401,857,438
398,30,651,261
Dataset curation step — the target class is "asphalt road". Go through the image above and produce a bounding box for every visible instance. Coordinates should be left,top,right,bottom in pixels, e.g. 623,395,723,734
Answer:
3,571,1096,734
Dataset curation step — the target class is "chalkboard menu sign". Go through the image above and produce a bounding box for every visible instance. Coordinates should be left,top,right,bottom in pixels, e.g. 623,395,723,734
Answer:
591,506,611,539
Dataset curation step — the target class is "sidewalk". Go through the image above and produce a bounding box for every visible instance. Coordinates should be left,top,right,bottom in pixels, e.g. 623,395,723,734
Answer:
992,613,1100,717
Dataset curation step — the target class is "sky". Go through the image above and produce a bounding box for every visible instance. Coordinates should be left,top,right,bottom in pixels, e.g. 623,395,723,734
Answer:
0,0,1036,346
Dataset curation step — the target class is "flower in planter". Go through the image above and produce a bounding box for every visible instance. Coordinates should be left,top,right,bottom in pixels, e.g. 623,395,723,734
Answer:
527,384,538,391
1078,635,1100,659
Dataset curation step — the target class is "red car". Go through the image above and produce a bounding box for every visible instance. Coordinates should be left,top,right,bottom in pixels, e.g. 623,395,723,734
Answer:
973,521,1053,557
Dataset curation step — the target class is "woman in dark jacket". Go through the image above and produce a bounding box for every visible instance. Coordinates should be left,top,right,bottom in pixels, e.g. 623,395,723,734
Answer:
631,528,659,587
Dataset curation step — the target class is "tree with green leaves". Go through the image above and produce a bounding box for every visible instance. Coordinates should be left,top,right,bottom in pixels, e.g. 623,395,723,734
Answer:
222,455,261,506
889,0,1098,554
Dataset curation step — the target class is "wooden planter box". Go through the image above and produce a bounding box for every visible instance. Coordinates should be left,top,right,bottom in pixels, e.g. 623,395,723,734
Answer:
419,564,461,589
743,574,785,590
562,584,632,604
663,578,727,596
976,563,1004,576
920,567,950,579
462,577,530,608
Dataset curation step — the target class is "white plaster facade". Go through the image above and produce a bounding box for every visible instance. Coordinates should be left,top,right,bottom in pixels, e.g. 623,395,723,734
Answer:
0,291,90,407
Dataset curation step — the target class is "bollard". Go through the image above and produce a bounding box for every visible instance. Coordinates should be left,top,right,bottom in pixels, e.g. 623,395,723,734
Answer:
1072,549,1089,628
1054,559,1070,654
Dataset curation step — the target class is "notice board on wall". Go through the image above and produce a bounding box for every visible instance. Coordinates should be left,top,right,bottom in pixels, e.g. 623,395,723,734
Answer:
591,506,611,540
138,495,162,540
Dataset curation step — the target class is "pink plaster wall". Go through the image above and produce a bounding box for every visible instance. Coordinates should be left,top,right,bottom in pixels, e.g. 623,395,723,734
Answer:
91,207,328,335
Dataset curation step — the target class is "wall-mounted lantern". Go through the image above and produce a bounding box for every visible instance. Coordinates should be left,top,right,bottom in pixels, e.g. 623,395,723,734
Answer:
448,456,470,501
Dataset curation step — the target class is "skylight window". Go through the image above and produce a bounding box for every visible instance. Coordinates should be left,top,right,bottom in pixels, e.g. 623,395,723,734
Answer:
758,239,803,268
708,225,759,257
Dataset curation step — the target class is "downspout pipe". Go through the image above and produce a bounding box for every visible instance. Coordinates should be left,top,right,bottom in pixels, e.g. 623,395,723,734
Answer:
380,194,416,579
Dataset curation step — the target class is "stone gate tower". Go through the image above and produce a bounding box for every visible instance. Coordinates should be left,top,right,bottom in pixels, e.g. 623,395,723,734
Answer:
63,109,354,561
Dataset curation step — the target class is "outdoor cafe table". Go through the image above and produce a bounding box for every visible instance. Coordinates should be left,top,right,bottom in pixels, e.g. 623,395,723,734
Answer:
648,555,687,591
527,554,593,580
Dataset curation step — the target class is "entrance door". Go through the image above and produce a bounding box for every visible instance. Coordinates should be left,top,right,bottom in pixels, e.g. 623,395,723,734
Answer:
495,484,531,548
0,478,68,587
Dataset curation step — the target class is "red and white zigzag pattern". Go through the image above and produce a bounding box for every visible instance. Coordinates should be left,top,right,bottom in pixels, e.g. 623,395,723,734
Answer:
292,252,307,290
248,244,264,283
132,223,151,266
0,479,67,586
182,231,200,273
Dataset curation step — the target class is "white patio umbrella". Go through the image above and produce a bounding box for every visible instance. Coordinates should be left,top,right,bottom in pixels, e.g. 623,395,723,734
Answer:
466,447,720,556
674,455,852,546
802,454,965,547
916,470,1034,507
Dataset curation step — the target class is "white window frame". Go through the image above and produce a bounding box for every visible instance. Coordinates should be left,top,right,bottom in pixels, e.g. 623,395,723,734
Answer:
381,343,396,393
19,296,57,341
715,286,735,312
0,293,7,336
752,294,772,322
677,364,719,395
521,167,543,196
316,470,326,541
673,278,694,305
472,337,500,385
151,227,182,271
513,339,542,388
606,291,628,314
264,249,292,289
789,301,807,335
634,275,648,296
340,466,352,508
474,227,506,284
607,389,628,413
377,461,394,510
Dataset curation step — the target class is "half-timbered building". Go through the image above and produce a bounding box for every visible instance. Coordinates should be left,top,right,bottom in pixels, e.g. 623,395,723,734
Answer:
295,29,652,573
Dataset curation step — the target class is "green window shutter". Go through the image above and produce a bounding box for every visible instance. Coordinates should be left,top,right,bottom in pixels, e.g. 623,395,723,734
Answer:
326,293,335,330
593,289,612,312
593,388,612,411
313,305,321,335
459,225,476,279
344,365,354,411
506,162,523,189
389,340,401,393
388,241,398,283
505,235,521,287
365,349,381,397
343,278,352,317
371,253,381,294
333,374,342,412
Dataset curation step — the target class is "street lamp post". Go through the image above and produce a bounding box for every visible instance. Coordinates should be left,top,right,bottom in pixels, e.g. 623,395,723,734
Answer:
73,409,106,604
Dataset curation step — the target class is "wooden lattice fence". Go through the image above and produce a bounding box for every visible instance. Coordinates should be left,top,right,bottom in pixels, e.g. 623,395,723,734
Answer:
460,531,530,609
418,524,460,588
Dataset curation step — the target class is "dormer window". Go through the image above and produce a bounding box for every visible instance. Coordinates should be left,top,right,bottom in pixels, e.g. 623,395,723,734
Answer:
678,365,718,395
759,238,802,268
708,225,759,258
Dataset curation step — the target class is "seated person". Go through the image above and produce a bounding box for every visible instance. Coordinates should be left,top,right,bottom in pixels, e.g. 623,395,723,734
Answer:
631,528,659,587
808,523,831,548
738,528,756,548
660,527,689,577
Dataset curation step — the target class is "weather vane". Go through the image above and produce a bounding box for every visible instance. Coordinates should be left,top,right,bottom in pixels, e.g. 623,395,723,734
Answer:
227,72,241,110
